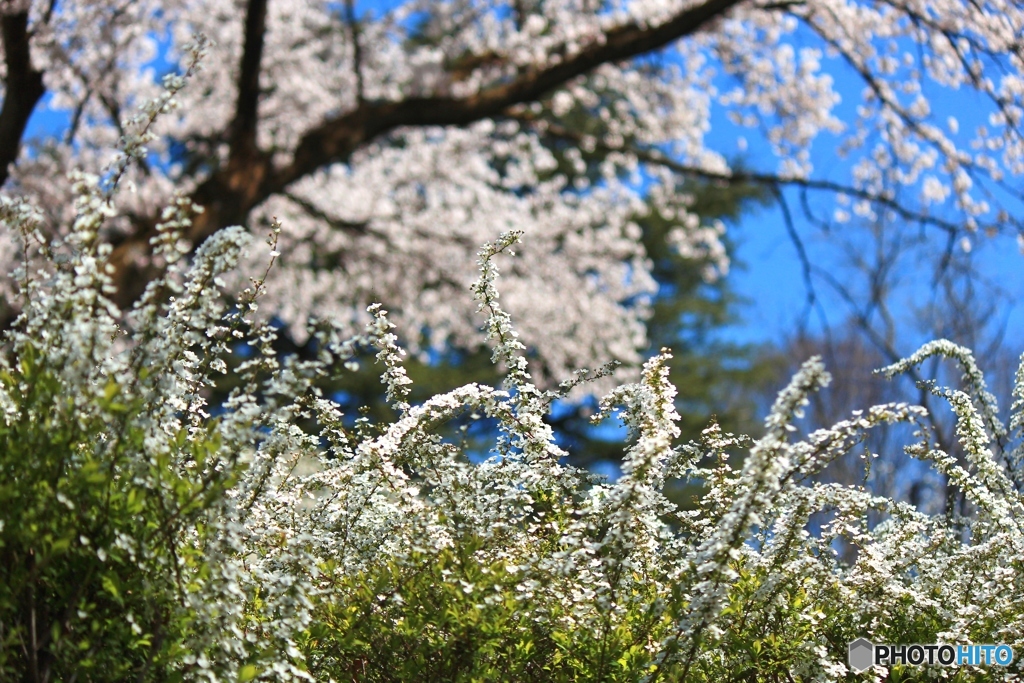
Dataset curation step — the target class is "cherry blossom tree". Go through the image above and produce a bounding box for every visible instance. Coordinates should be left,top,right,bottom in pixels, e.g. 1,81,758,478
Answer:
2,0,1024,384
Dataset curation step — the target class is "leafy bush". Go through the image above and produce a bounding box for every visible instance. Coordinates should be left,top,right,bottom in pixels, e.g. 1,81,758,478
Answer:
3,70,1024,683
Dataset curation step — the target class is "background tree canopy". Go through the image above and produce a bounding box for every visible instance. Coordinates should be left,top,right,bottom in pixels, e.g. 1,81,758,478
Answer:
3,0,1023,343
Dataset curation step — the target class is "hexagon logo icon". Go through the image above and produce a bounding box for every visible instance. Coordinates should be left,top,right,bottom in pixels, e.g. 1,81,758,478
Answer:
849,638,874,673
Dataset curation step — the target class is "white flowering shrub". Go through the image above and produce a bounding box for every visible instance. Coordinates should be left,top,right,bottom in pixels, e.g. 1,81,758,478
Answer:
3,56,1024,683
3,172,1024,681
0,183,312,680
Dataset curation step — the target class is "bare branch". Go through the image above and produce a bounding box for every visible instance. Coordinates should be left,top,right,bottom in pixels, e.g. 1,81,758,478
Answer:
520,115,965,236
773,185,828,338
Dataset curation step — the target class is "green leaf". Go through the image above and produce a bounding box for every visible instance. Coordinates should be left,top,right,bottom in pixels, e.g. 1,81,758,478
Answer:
103,380,119,401
101,575,120,601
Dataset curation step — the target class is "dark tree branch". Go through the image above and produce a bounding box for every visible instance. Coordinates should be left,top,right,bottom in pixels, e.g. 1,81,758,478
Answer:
41,0,58,27
282,190,369,236
109,0,268,306
773,184,829,339
229,0,268,160
275,0,744,194
521,115,966,236
0,11,45,187
344,0,364,104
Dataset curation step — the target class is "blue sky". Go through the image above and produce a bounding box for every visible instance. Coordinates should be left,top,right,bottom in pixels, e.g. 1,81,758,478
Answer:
699,33,1024,355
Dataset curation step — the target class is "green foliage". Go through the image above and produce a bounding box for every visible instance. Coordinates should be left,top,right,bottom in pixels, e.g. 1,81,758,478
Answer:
301,520,676,682
0,344,234,681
